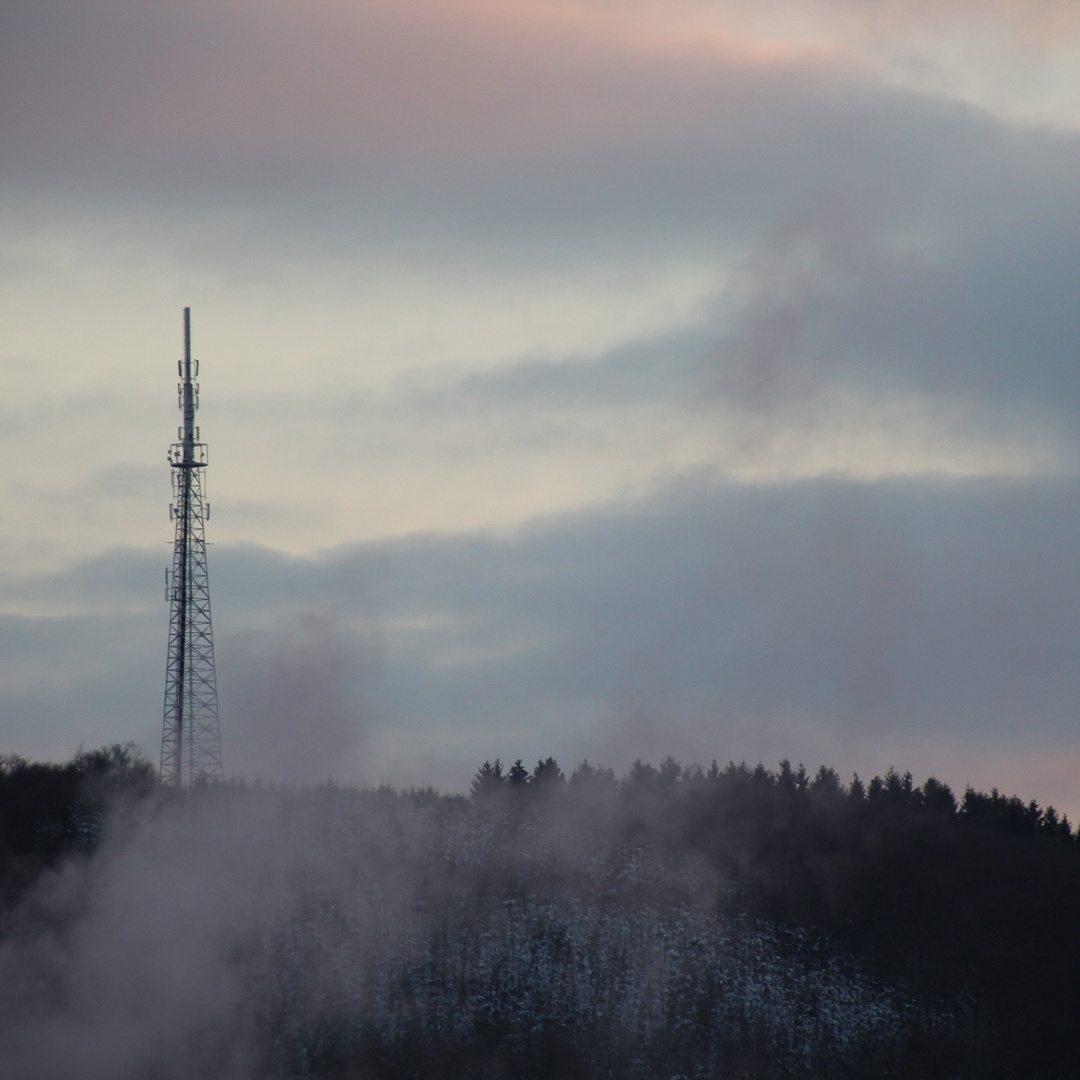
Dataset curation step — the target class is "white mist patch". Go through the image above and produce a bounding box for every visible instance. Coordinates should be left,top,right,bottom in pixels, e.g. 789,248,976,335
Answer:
0,783,928,1079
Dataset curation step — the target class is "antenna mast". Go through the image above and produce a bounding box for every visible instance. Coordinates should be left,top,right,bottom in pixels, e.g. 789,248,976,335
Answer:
160,307,223,786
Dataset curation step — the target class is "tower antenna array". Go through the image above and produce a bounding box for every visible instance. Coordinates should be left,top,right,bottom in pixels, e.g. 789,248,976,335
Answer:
160,307,223,786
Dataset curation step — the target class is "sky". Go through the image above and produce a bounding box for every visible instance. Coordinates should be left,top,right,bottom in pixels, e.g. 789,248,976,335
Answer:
2,0,1080,811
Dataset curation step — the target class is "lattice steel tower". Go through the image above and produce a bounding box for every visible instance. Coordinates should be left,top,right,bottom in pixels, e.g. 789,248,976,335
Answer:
160,307,224,786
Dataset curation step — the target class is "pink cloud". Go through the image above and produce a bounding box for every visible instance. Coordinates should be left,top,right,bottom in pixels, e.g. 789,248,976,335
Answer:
0,0,854,182
4,0,1075,193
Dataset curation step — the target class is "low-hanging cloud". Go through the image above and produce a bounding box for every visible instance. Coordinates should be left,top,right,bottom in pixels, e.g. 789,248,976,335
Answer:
213,474,1080,812
8,473,1079,807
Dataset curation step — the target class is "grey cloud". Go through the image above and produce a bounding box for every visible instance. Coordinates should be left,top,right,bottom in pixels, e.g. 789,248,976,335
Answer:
0,547,162,614
758,0,1080,37
277,323,714,443
358,476,1080,743
7,475,1079,794
4,0,1080,823
713,124,1080,414
293,474,1080,782
414,328,711,411
5,0,1079,451
0,610,161,756
9,0,1077,429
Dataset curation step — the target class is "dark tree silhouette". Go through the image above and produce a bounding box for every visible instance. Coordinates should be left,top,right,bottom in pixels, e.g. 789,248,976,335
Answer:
470,759,505,799
530,757,564,790
506,759,530,787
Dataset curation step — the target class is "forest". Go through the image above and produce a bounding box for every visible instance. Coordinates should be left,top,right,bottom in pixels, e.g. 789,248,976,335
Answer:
1,746,1079,1079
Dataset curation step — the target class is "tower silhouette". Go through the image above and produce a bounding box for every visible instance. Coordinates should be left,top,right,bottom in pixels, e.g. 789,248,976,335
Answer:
160,308,224,786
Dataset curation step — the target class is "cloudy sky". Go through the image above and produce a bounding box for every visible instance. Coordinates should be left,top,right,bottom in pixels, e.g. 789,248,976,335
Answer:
2,0,1080,809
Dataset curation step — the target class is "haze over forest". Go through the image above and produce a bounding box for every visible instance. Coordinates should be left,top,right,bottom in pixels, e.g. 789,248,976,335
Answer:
3,745,1080,1078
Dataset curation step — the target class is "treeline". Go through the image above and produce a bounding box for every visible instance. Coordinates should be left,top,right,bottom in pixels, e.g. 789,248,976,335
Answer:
0,744,156,848
467,753,1080,1079
0,744,156,917
2,747,1080,1078
473,752,1077,839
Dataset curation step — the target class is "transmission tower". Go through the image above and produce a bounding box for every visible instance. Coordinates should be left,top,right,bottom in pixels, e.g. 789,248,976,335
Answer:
160,307,224,787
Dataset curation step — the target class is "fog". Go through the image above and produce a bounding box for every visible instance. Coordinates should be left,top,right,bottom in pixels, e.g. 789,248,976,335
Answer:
0,773,924,1079
222,614,371,785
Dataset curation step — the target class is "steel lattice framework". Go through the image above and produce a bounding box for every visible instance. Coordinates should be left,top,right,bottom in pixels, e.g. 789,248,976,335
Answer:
160,308,224,787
